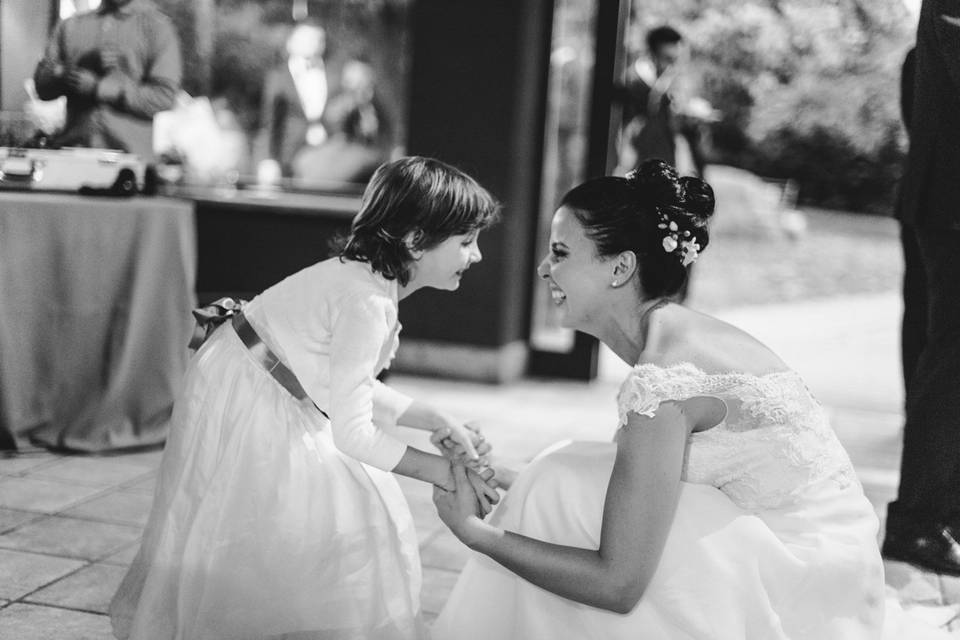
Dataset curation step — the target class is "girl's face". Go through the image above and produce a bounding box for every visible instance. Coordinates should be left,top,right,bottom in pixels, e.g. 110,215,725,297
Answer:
536,206,613,330
413,231,483,291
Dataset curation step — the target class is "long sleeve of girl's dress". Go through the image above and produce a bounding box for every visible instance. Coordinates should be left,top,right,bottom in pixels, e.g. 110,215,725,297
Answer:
327,292,408,471
373,381,414,432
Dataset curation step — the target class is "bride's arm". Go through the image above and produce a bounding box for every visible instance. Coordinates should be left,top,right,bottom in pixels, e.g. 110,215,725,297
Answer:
434,402,691,613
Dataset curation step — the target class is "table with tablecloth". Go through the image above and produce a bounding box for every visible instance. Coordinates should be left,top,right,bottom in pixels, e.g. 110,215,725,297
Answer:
0,192,196,452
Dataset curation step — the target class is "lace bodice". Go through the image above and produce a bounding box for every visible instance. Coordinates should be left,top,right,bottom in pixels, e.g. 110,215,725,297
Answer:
616,362,856,511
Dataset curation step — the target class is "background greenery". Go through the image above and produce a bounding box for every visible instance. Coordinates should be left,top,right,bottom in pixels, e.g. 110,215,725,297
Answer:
156,0,914,212
628,0,915,214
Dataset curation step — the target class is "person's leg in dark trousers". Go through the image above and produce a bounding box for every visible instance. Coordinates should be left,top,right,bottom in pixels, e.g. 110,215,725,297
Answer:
900,223,928,394
884,226,960,574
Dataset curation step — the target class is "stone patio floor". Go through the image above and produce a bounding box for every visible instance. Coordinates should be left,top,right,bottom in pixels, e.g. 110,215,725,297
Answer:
3,292,960,637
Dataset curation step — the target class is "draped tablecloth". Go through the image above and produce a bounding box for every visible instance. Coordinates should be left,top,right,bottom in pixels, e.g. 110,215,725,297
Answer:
0,192,196,452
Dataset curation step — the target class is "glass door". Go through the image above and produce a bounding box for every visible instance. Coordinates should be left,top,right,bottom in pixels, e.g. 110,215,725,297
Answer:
527,0,627,379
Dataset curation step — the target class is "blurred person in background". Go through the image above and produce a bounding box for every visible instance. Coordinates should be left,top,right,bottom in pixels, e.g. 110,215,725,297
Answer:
334,58,391,150
256,20,330,185
616,25,717,179
615,25,718,303
292,60,391,186
32,0,182,161
883,0,960,577
894,46,925,437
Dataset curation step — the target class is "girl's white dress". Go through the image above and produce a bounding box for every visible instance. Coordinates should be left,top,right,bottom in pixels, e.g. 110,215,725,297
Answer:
435,363,948,640
110,259,428,640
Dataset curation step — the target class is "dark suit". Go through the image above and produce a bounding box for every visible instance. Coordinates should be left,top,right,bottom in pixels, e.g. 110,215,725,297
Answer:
615,64,707,179
257,64,328,177
887,0,960,534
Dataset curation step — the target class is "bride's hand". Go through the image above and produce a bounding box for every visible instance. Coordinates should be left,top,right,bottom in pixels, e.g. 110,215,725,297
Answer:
433,463,492,541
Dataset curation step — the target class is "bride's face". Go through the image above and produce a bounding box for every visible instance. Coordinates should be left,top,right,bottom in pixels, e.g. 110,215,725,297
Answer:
536,206,613,330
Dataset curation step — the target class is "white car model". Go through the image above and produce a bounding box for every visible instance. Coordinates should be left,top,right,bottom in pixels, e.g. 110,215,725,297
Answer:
0,147,151,196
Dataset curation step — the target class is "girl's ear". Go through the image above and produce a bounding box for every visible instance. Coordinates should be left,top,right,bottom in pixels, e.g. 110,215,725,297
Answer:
403,230,425,259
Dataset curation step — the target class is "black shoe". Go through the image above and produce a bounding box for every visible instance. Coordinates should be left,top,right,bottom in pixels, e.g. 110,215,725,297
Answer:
882,523,960,577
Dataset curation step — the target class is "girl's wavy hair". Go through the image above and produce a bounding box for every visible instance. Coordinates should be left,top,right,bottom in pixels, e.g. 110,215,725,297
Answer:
338,156,500,285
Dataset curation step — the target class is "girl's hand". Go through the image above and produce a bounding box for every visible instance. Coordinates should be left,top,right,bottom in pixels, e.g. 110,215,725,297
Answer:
466,465,499,515
431,421,492,469
433,463,491,543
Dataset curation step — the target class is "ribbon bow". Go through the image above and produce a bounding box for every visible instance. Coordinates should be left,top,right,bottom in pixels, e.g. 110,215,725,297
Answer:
188,297,247,351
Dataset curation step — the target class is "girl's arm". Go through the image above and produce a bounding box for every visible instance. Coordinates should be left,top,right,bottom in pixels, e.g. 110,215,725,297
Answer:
392,447,455,491
326,292,497,507
327,293,412,472
435,400,703,613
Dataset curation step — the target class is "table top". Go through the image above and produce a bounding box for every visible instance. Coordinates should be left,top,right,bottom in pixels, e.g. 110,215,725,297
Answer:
0,187,360,219
172,186,361,219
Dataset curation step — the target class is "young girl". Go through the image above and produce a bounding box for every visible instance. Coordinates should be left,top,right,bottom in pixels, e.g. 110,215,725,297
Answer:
110,156,500,640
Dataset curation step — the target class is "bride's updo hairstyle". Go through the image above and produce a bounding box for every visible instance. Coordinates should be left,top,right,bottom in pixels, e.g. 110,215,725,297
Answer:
560,159,715,298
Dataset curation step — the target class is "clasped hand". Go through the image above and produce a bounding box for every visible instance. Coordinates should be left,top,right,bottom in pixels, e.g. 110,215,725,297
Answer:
431,422,499,517
433,462,493,543
430,421,491,469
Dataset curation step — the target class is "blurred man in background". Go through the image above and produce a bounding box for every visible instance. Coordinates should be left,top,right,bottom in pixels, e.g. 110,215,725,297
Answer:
616,25,717,179
33,0,181,161
292,58,390,185
256,21,330,184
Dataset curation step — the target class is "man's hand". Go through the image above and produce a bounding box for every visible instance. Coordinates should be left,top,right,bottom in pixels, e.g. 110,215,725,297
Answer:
66,68,99,98
100,49,121,73
36,59,65,79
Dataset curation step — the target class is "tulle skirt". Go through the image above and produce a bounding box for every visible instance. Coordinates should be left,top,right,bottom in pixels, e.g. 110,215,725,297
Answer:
110,324,426,640
433,440,891,640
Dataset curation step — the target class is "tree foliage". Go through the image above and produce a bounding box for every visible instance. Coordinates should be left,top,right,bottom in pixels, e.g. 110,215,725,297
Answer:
632,0,915,213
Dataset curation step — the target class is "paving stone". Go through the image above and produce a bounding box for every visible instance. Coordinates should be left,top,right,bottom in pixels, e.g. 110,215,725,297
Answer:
0,508,41,534
941,575,960,609
885,559,943,606
0,452,59,476
947,614,960,632
420,529,471,573
0,515,140,561
100,541,141,567
121,475,157,495
421,567,460,615
0,477,103,513
26,563,127,614
0,548,84,600
0,603,113,640
29,457,152,489
108,449,163,472
64,490,154,527
897,602,960,630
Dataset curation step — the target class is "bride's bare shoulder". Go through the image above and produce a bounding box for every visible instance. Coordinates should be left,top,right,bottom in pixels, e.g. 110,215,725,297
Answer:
645,305,789,376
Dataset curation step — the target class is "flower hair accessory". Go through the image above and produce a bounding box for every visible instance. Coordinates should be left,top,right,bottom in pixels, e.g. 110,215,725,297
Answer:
657,210,701,267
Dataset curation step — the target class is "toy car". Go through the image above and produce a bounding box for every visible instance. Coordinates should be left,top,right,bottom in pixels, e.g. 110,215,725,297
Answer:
0,146,152,196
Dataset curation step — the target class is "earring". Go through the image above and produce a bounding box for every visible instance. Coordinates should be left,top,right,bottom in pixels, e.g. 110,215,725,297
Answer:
611,280,620,287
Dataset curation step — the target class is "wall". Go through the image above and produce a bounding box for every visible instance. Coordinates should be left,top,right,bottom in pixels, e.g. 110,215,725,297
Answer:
397,0,554,382
1,0,53,111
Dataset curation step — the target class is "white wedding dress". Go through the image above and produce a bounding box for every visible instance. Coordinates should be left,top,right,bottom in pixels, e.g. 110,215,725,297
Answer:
434,363,950,640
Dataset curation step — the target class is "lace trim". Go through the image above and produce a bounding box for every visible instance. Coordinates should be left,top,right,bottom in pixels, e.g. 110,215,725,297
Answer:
617,361,857,510
616,362,802,428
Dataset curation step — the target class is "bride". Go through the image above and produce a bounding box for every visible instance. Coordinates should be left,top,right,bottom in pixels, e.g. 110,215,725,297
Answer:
430,160,947,639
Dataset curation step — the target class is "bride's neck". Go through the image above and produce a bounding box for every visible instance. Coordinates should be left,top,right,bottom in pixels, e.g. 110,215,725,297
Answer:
602,297,669,366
